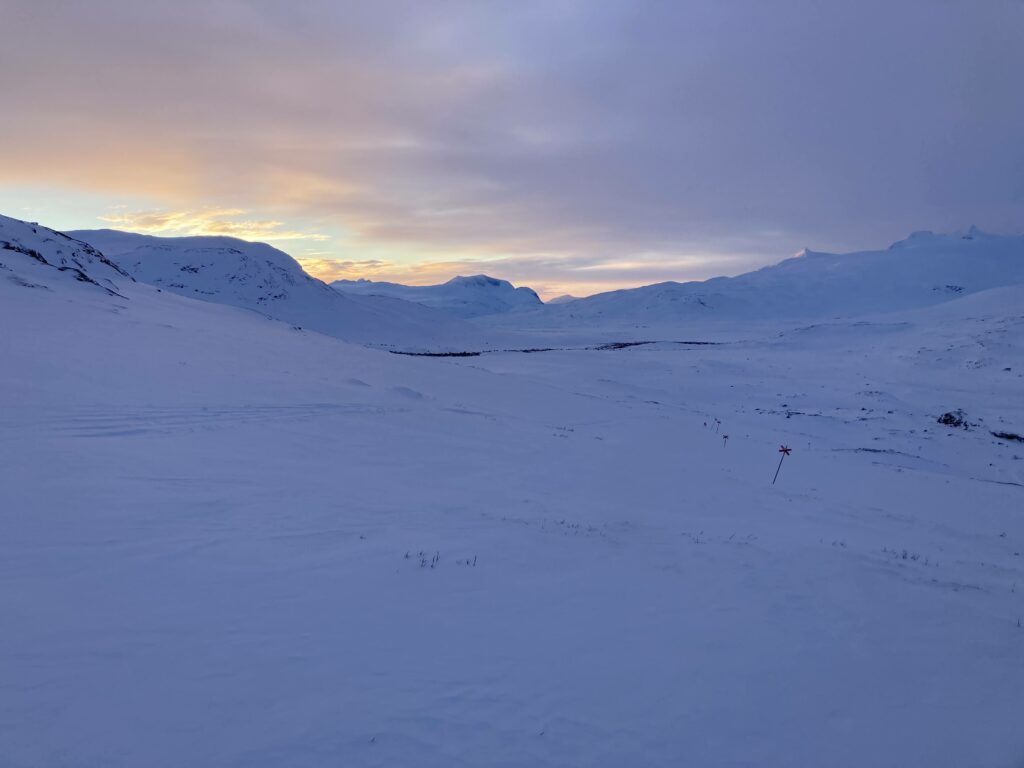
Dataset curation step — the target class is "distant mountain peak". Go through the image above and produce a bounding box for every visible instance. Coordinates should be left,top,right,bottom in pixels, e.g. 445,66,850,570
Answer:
793,248,829,260
333,273,542,318
489,227,1024,328
68,228,475,348
889,226,998,250
445,274,507,288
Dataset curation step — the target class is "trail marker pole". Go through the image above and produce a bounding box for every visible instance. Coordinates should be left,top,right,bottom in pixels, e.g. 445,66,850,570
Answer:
773,445,792,485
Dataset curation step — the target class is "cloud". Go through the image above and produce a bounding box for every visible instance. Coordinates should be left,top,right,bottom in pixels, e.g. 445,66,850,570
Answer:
296,258,389,282
298,249,756,300
1,0,1022,293
96,208,330,243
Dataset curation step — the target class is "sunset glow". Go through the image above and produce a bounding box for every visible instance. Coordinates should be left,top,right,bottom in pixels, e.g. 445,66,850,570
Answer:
2,1,1021,298
5,3,1024,764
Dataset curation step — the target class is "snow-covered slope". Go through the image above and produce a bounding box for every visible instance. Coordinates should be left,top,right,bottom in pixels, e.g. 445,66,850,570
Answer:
490,228,1024,330
332,274,542,318
4,213,1024,767
1,214,132,295
71,228,480,349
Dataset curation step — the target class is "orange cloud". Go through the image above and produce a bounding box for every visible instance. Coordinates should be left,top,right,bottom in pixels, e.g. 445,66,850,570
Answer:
97,208,330,243
296,257,475,285
294,254,686,300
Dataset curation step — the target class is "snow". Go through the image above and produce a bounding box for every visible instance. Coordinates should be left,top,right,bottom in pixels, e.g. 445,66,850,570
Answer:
332,274,542,318
1,214,131,294
546,293,579,305
70,228,487,350
3,214,1024,767
482,228,1024,332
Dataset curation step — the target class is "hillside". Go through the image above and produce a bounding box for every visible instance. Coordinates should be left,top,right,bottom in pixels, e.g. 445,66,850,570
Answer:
3,212,1024,767
4,240,1024,766
1,214,132,295
71,229,481,349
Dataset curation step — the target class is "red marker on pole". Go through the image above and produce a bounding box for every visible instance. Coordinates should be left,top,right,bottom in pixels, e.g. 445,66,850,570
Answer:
773,445,792,485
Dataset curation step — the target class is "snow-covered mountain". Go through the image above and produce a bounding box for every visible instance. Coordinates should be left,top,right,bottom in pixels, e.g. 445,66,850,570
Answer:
6,210,1024,766
71,228,480,349
16,218,1024,349
332,274,542,318
490,228,1024,329
546,294,579,305
1,214,132,296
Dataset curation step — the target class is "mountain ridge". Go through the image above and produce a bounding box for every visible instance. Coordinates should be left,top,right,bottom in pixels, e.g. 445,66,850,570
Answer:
482,228,1024,328
1,215,132,296
69,227,481,349
332,273,542,318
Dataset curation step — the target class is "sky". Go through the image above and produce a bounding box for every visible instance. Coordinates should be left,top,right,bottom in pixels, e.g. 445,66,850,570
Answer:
2,1,1022,298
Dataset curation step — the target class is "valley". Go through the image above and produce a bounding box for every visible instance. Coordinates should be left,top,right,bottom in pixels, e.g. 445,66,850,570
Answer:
2,214,1023,767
